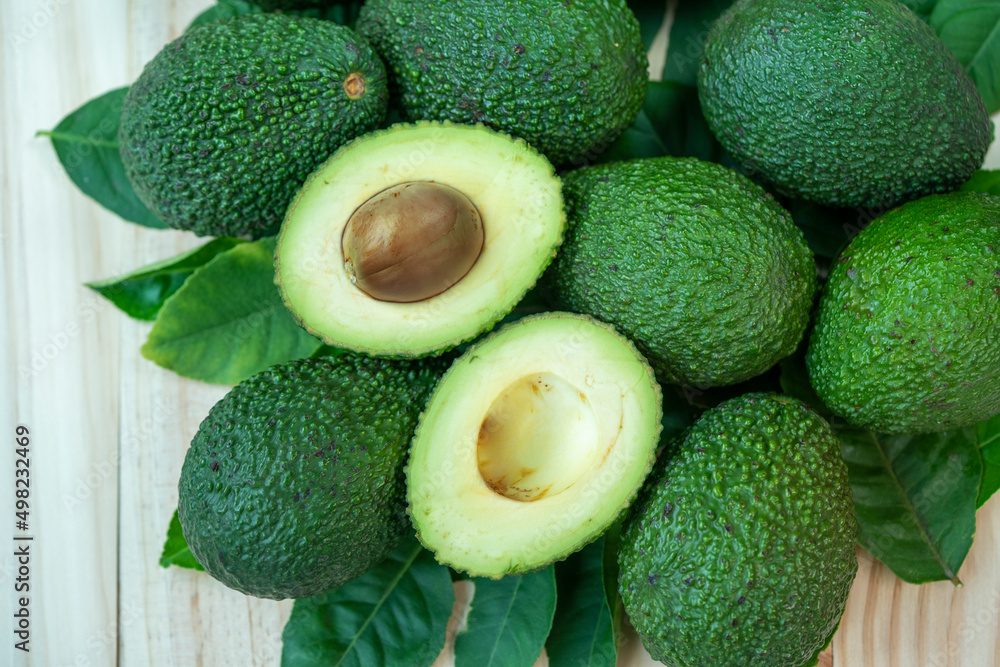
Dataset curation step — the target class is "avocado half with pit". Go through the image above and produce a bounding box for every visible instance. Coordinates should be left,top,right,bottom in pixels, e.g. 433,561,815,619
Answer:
407,312,663,577
276,121,565,356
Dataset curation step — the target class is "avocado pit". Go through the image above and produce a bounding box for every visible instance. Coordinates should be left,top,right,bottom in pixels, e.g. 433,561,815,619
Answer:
341,182,485,303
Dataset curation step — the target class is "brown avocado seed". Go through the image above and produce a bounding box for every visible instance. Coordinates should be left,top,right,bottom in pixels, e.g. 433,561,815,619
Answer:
341,182,485,303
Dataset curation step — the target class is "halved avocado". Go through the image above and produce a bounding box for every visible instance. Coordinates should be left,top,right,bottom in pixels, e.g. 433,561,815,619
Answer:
276,122,565,356
407,312,663,578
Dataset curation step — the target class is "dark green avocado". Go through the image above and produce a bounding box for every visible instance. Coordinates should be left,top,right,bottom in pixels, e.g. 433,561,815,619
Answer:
119,13,387,237
618,393,858,666
355,0,647,166
698,0,992,208
544,157,817,388
177,354,446,600
808,192,1000,433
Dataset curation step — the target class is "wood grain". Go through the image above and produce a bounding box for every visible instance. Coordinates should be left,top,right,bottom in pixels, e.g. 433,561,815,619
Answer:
2,1,132,665
1,0,999,665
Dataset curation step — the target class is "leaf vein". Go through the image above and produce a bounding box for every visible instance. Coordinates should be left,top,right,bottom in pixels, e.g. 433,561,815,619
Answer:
962,9,1000,74
484,578,523,667
332,543,423,667
864,430,958,583
37,130,119,148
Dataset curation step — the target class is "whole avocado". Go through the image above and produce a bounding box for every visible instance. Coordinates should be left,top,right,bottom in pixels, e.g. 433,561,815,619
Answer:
177,354,445,600
808,192,1000,433
355,0,647,166
698,0,991,208
544,157,817,388
119,14,387,237
618,393,858,667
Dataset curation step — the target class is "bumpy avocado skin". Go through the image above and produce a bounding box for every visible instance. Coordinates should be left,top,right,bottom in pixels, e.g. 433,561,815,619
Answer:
119,14,387,237
698,0,991,209
544,157,817,388
355,0,647,166
618,393,857,667
177,355,445,600
808,192,1000,434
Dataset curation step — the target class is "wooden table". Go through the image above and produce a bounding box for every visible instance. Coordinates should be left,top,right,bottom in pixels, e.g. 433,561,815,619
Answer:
2,0,999,665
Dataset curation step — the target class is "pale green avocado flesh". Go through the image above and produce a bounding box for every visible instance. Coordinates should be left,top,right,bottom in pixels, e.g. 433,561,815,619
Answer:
276,122,565,357
407,312,663,578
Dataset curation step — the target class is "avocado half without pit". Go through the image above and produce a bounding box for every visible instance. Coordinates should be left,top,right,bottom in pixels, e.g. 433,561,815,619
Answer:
276,121,565,356
407,312,663,578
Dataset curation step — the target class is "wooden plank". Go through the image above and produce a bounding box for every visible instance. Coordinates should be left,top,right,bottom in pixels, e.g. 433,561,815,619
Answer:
1,0,137,664
835,503,1000,667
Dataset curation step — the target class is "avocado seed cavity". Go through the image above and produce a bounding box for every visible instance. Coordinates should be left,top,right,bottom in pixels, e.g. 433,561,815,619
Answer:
477,373,601,502
341,182,485,303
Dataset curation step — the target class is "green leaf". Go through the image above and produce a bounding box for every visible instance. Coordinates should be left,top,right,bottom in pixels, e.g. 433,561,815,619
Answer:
141,237,322,385
929,0,1000,114
662,0,734,86
159,510,204,571
977,414,1000,507
39,87,165,228
281,535,454,667
454,567,557,667
628,0,669,54
597,106,667,164
839,427,982,585
960,169,1000,195
601,523,626,654
87,238,243,321
546,539,616,667
599,81,729,164
601,525,621,621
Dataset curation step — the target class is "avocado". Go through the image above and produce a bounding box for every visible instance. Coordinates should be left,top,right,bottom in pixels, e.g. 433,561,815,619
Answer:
698,0,992,209
808,192,1000,433
119,14,387,237
618,393,858,666
544,157,817,389
355,0,648,166
177,353,445,600
407,312,662,578
276,122,565,357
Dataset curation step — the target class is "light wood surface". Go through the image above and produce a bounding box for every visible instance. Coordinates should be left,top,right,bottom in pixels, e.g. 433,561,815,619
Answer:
2,1,999,665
